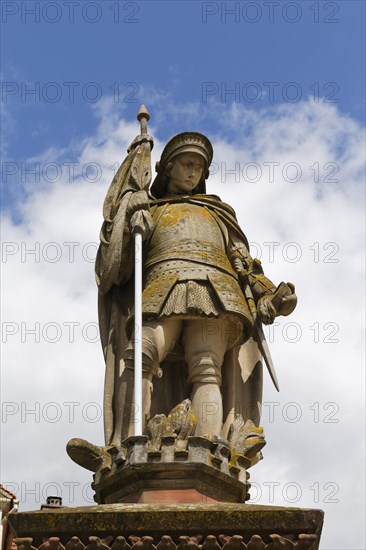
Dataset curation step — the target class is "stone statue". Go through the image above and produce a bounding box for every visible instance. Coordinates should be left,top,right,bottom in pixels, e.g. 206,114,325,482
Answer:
67,109,297,500
95,123,297,445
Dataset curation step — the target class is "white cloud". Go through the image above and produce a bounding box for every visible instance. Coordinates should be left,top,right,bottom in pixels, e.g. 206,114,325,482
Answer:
1,98,365,549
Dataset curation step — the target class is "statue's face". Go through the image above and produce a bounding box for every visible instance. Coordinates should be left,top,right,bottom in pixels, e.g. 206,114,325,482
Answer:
166,152,205,194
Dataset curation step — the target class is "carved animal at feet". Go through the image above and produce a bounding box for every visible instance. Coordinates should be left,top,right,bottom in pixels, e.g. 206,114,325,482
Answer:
164,399,197,440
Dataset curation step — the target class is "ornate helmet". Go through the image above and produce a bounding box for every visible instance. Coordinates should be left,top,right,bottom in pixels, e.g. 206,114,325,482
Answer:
150,132,213,198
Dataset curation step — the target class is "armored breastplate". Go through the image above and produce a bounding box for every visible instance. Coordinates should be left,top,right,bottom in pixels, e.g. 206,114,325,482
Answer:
139,201,253,336
146,202,237,280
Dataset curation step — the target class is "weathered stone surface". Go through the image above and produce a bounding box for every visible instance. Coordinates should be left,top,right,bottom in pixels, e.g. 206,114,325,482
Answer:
90,434,251,504
8,503,323,550
65,537,85,550
93,461,248,504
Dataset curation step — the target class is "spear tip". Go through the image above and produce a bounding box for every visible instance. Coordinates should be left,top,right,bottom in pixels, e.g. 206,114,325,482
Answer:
137,104,150,122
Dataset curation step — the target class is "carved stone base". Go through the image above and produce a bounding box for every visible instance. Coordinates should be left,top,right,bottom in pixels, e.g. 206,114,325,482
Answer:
92,436,250,504
8,503,324,550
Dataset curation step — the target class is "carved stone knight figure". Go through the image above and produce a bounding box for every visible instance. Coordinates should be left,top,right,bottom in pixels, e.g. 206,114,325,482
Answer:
94,127,297,460
67,111,297,492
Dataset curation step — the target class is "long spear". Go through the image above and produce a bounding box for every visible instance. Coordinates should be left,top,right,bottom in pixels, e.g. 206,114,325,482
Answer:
134,104,150,435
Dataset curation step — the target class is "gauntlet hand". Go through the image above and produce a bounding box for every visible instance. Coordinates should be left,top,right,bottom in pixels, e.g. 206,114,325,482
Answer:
126,190,150,216
257,296,276,325
127,191,153,241
130,210,153,241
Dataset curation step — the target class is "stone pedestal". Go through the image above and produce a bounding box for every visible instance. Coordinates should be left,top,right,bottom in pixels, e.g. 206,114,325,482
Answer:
92,436,250,504
8,503,324,550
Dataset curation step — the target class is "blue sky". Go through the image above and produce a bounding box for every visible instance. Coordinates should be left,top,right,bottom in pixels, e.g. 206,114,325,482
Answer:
1,2,365,550
2,1,365,167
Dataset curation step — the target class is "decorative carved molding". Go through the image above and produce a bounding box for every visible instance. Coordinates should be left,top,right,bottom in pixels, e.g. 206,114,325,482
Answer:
14,534,318,550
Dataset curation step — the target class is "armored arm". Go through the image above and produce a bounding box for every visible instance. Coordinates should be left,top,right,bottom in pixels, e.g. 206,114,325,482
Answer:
229,241,297,324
